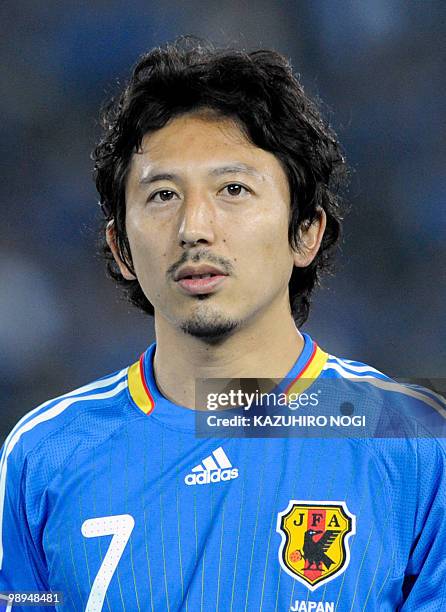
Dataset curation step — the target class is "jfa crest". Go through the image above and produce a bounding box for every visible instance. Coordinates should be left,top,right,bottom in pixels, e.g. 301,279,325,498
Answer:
276,500,356,590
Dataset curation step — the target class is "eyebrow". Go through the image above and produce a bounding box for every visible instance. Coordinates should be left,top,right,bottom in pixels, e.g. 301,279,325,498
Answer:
139,163,264,185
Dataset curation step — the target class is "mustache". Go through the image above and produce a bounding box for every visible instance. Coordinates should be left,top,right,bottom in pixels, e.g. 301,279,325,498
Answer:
166,249,234,279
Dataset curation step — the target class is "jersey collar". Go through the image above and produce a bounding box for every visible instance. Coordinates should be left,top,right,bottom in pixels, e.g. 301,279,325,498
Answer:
127,333,328,418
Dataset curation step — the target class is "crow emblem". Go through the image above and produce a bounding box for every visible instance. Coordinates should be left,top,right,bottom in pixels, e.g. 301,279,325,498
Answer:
276,501,356,590
302,528,340,570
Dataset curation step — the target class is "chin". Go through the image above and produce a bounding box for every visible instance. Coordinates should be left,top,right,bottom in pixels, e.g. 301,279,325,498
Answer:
178,303,240,344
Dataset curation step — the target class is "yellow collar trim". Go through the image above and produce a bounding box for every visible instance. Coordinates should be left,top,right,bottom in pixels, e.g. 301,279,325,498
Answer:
285,344,329,397
127,354,155,415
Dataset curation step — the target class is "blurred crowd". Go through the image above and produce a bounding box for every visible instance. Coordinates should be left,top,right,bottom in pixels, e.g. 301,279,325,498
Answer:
1,1,445,441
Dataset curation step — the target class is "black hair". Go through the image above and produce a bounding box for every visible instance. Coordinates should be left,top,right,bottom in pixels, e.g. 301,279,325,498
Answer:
93,36,348,326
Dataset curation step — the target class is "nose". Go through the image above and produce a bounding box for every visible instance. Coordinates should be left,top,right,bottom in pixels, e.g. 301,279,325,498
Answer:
178,190,216,249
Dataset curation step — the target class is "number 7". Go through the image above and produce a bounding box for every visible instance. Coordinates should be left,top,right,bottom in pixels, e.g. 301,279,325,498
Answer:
81,514,135,612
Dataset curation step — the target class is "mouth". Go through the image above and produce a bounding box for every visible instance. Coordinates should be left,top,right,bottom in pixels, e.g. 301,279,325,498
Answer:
174,265,229,295
176,272,227,295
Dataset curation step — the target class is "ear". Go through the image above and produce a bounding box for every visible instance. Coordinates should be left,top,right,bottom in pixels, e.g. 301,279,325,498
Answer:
105,220,137,281
292,208,327,268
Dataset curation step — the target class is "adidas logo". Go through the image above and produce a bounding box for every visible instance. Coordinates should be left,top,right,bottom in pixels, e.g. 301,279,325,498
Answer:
184,446,239,486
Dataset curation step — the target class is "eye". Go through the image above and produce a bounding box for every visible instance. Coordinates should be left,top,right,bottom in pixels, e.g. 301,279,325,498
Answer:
220,183,250,197
148,189,178,203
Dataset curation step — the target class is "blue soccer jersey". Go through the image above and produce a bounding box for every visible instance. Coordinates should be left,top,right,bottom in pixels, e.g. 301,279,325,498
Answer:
1,333,445,611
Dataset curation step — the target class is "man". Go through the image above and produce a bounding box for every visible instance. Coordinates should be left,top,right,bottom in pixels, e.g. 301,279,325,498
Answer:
1,39,445,611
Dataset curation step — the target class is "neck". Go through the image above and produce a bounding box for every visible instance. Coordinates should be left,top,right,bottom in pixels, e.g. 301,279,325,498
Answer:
152,298,305,409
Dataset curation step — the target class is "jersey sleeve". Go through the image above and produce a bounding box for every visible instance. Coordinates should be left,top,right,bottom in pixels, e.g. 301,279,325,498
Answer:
0,439,50,598
400,437,446,610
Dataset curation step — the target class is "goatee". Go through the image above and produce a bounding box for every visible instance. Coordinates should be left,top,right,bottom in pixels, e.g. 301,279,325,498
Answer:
180,309,240,345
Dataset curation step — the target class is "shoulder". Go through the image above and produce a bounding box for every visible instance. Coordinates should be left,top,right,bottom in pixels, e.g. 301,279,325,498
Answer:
0,365,146,549
321,350,446,446
1,365,134,474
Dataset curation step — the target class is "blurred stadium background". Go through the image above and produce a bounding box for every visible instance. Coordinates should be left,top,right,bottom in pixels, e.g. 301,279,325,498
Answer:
1,1,445,442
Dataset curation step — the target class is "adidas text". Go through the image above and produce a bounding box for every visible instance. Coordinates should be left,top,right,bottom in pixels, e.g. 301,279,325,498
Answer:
185,468,239,486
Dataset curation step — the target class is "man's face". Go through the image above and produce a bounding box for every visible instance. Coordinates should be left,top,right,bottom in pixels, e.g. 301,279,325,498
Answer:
114,112,310,340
